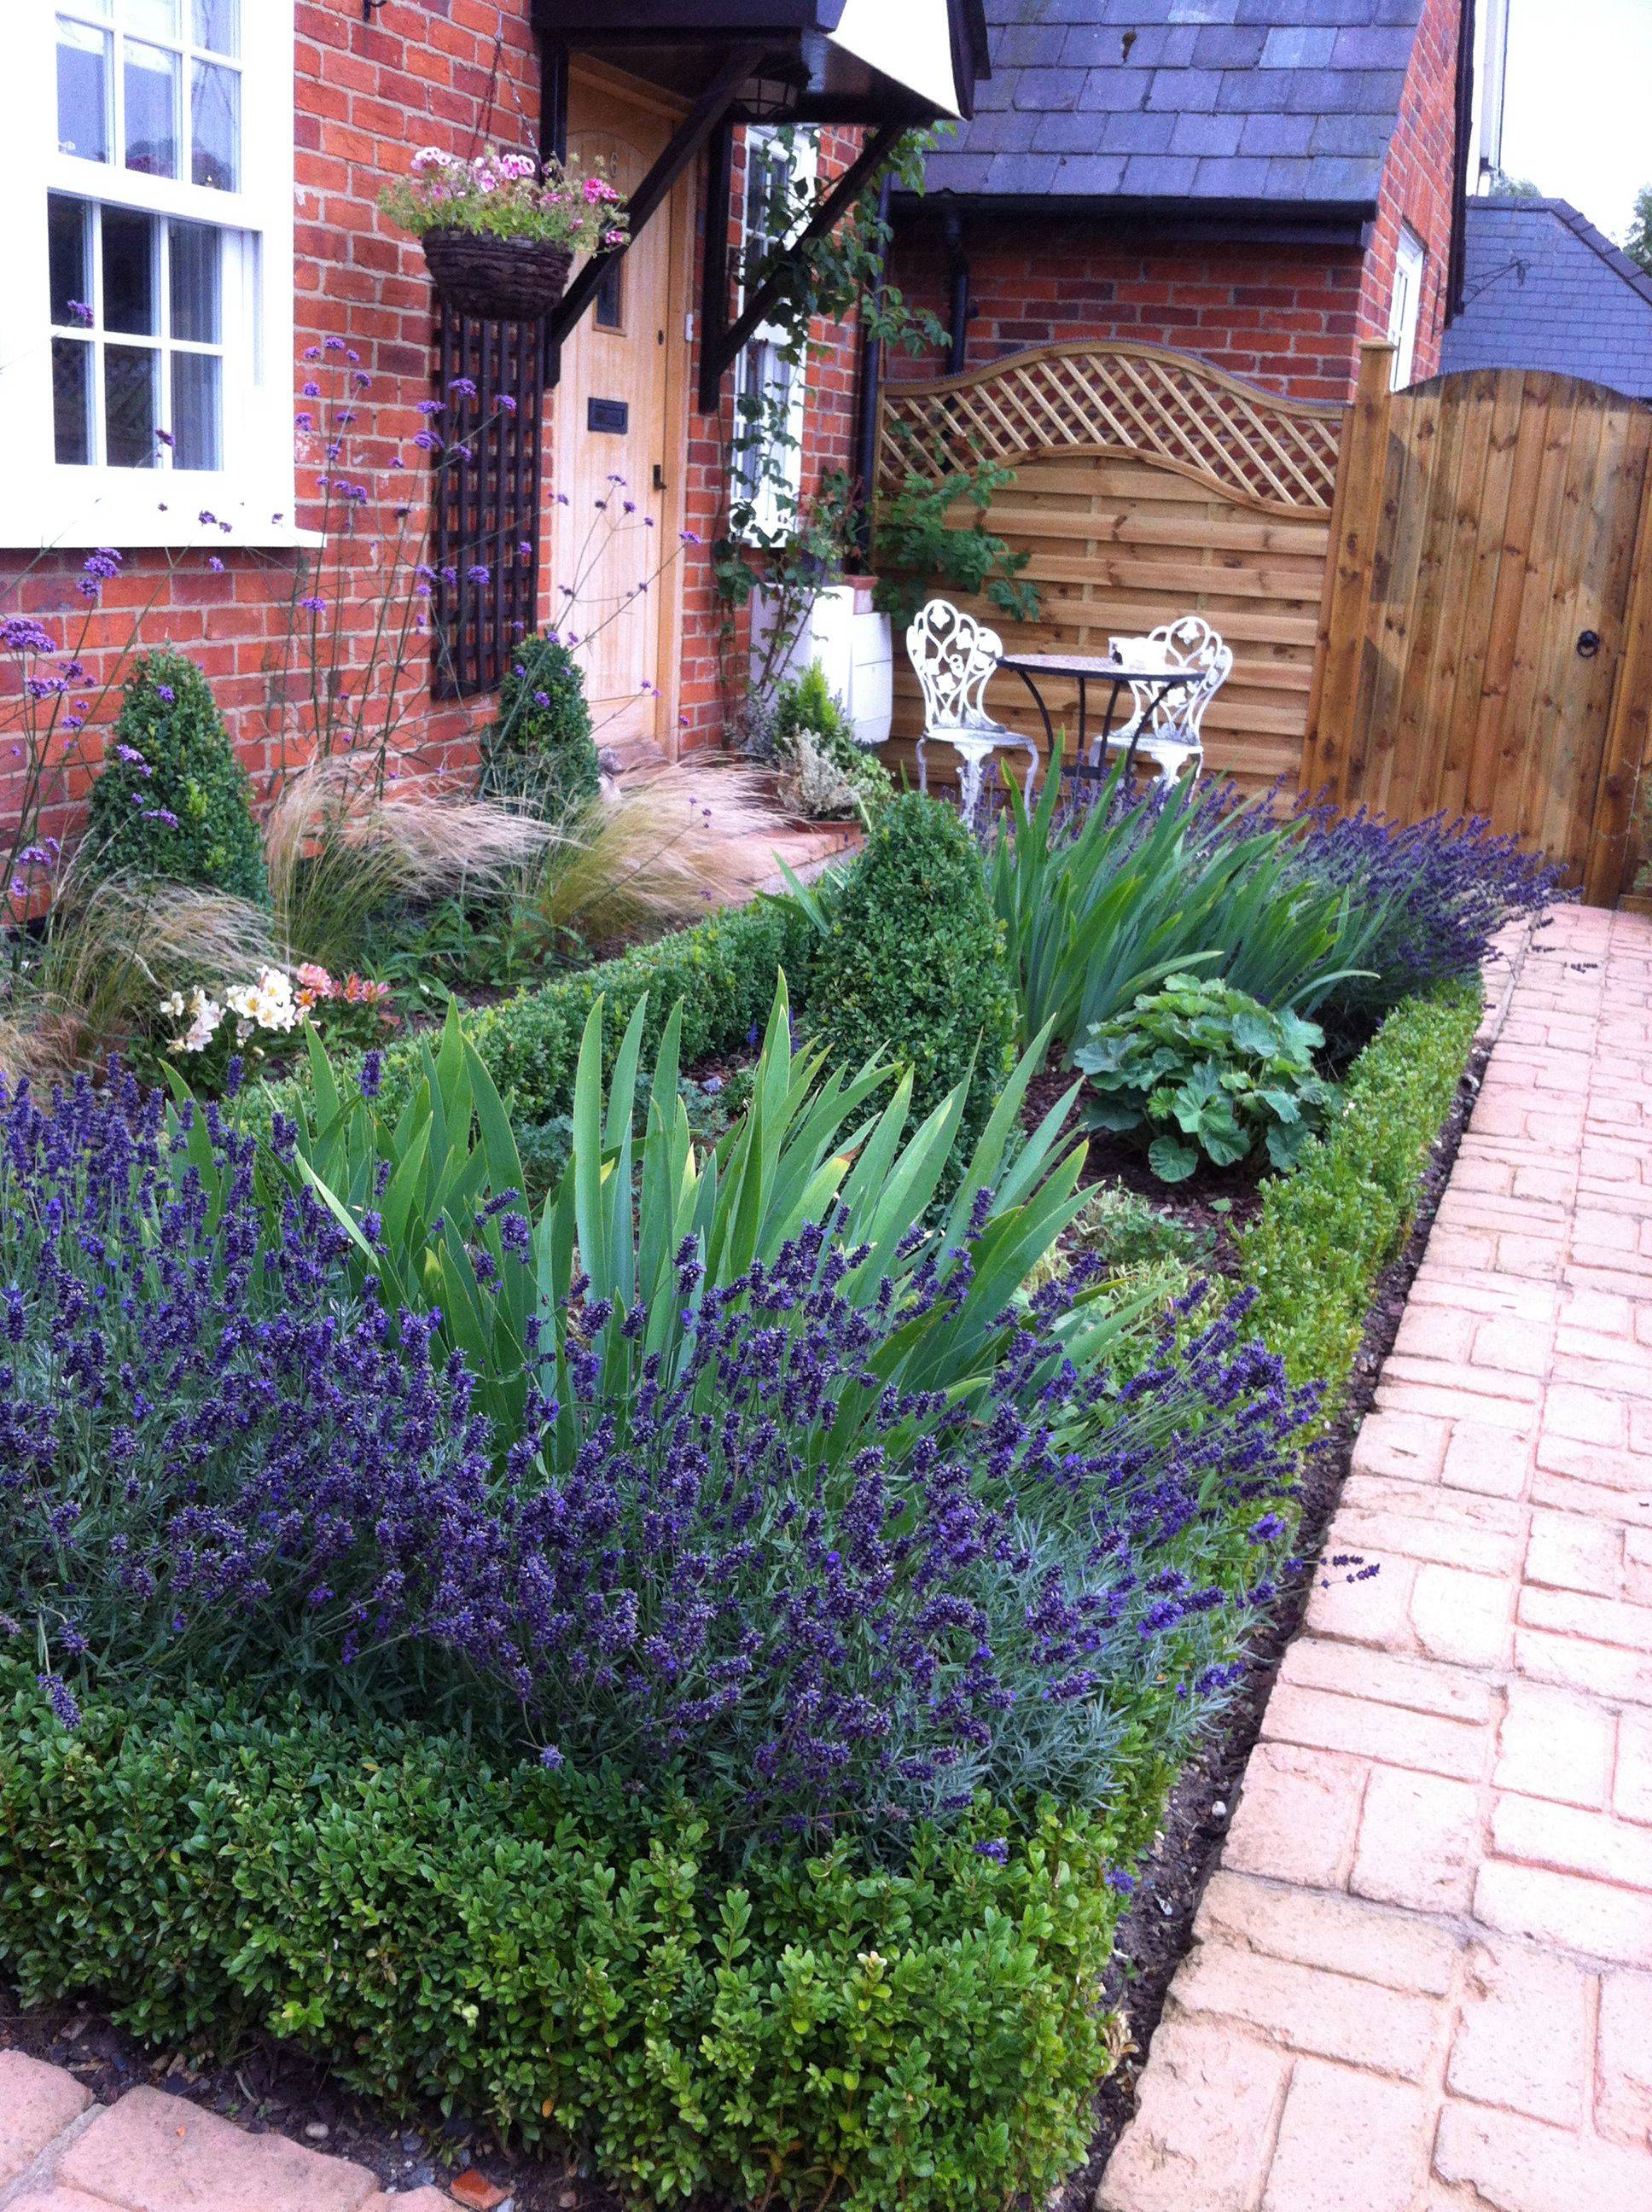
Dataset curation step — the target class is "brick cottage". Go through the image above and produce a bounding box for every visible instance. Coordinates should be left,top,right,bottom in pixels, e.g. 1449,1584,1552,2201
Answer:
885,0,1471,404
0,3,985,833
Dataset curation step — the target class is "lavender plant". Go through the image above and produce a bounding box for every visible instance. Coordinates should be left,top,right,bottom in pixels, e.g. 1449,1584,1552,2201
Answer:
2,1033,1312,1837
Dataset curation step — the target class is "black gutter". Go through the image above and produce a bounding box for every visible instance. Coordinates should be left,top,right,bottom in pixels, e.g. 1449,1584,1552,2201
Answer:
852,170,893,561
891,189,1376,249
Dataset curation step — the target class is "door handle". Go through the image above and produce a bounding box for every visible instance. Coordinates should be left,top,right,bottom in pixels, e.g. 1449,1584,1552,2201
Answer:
653,463,666,492
1578,629,1601,658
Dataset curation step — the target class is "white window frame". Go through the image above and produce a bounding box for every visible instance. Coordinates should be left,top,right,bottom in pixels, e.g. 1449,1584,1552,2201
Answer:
0,2,308,550
1387,224,1427,390
732,125,816,543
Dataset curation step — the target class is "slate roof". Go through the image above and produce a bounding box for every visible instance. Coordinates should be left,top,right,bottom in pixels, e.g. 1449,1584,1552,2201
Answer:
919,0,1427,209
1439,199,1652,400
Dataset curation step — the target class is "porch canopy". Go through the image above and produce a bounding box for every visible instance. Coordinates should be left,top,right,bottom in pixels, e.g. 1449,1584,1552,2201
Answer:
530,0,989,396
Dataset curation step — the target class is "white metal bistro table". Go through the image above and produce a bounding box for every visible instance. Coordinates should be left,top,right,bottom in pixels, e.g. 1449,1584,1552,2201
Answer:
994,649,1202,800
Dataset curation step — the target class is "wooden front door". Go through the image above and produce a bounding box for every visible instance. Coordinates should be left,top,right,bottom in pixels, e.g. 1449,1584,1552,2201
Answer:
553,73,689,752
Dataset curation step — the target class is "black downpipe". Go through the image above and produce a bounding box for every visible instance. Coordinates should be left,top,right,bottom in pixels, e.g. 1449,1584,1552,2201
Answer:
945,208,970,376
852,172,893,564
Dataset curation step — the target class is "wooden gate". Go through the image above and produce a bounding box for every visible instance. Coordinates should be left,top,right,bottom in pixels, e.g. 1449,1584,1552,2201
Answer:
1304,346,1652,901
876,341,1343,795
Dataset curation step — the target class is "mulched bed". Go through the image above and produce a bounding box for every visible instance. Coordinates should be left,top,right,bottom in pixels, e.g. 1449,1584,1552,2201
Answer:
0,1010,1493,2212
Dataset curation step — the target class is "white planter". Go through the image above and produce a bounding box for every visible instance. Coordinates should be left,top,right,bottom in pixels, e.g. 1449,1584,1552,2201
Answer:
751,581,893,751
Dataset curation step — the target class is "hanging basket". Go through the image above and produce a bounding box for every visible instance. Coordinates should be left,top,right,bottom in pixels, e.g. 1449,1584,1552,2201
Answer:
421,230,573,320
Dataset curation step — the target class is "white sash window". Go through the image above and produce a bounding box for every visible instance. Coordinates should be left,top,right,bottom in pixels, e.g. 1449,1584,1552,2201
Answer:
0,1,303,548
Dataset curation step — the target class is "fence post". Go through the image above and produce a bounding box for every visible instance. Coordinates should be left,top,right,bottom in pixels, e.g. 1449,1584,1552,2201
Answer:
1302,339,1396,800
1585,441,1652,905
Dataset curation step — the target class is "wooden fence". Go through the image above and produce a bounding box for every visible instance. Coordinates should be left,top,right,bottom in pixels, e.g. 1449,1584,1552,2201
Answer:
876,342,1343,798
1303,346,1652,903
876,338,1652,901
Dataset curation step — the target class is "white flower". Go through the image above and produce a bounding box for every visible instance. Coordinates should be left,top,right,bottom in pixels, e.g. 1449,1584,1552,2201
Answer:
168,987,224,1056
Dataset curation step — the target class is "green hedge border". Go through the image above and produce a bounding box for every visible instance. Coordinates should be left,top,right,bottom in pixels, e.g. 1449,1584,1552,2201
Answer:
1237,975,1484,1409
0,1670,1155,2212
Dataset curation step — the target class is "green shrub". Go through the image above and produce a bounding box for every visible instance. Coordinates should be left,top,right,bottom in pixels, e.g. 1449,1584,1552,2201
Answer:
0,1667,1158,2212
809,794,1016,1160
84,650,267,904
485,632,600,817
1239,976,1481,1406
250,894,815,1147
1078,975,1336,1183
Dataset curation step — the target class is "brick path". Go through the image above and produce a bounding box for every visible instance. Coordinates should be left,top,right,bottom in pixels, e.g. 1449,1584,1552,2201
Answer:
0,2063,464,2209
1101,904,1652,2212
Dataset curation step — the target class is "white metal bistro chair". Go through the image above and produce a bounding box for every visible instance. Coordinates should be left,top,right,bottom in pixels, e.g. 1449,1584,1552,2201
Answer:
905,598,1039,827
1102,615,1233,788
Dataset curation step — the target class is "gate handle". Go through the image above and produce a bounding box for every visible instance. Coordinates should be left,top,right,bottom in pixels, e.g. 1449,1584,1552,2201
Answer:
1577,629,1601,658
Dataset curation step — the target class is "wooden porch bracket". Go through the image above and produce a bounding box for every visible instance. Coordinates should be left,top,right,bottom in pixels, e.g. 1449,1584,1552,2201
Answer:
543,44,766,375
695,122,904,413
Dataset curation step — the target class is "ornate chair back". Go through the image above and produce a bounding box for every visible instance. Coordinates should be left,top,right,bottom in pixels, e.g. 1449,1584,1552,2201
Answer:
906,598,1006,736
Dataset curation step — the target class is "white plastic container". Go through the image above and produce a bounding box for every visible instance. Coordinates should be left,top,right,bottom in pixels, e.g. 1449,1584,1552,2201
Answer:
751,579,893,751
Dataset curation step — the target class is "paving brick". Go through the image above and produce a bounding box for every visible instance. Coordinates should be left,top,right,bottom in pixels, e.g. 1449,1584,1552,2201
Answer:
1263,1682,1490,1780
1195,1871,1458,1995
1494,1681,1615,1809
1094,2021,1288,2212
1306,1552,1416,1648
1492,1794,1652,1891
1525,1513,1625,1597
1543,1382,1631,1447
1433,2098,1652,2211
1475,1859,1652,1968
5,2192,136,2212
1352,1767,1482,1912
1597,1966,1652,2146
1520,1584,1652,1654
1619,1712,1652,1825
0,2053,93,2187
1349,1408,1450,1484
1330,1479,1524,1576
1443,1419,1534,1497
1446,1937,1593,2126
1173,1944,1442,2080
1411,1563,1512,1667
1515,1625,1652,1706
1224,1742,1365,1889
1261,2059,1434,2212
1277,1638,1498,1723
59,2088,379,2212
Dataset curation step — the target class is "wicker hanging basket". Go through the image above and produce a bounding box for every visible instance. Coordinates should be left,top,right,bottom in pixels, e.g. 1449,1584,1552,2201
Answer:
421,230,573,320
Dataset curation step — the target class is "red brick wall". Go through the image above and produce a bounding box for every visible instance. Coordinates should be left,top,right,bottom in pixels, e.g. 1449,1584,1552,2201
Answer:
1357,0,1463,376
884,231,1366,402
1,1,871,835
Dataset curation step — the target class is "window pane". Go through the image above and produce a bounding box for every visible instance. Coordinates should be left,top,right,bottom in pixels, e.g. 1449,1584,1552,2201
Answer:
123,0,180,35
102,207,157,335
48,196,91,328
190,58,238,190
193,0,238,56
52,339,93,466
105,345,159,467
172,352,220,469
56,20,111,163
169,220,220,341
125,40,179,178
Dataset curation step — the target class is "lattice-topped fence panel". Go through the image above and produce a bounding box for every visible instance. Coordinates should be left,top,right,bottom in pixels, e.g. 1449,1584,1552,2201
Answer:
875,341,1343,798
876,341,1343,517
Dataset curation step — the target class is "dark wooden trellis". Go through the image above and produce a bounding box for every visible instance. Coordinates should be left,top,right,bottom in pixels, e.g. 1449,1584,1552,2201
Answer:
429,309,545,700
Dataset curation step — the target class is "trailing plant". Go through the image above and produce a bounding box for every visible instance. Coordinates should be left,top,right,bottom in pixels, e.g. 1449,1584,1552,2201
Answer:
1077,975,1336,1183
1239,976,1481,1407
84,650,268,905
379,144,629,250
872,442,1042,630
807,793,1018,1162
0,1668,1155,2212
